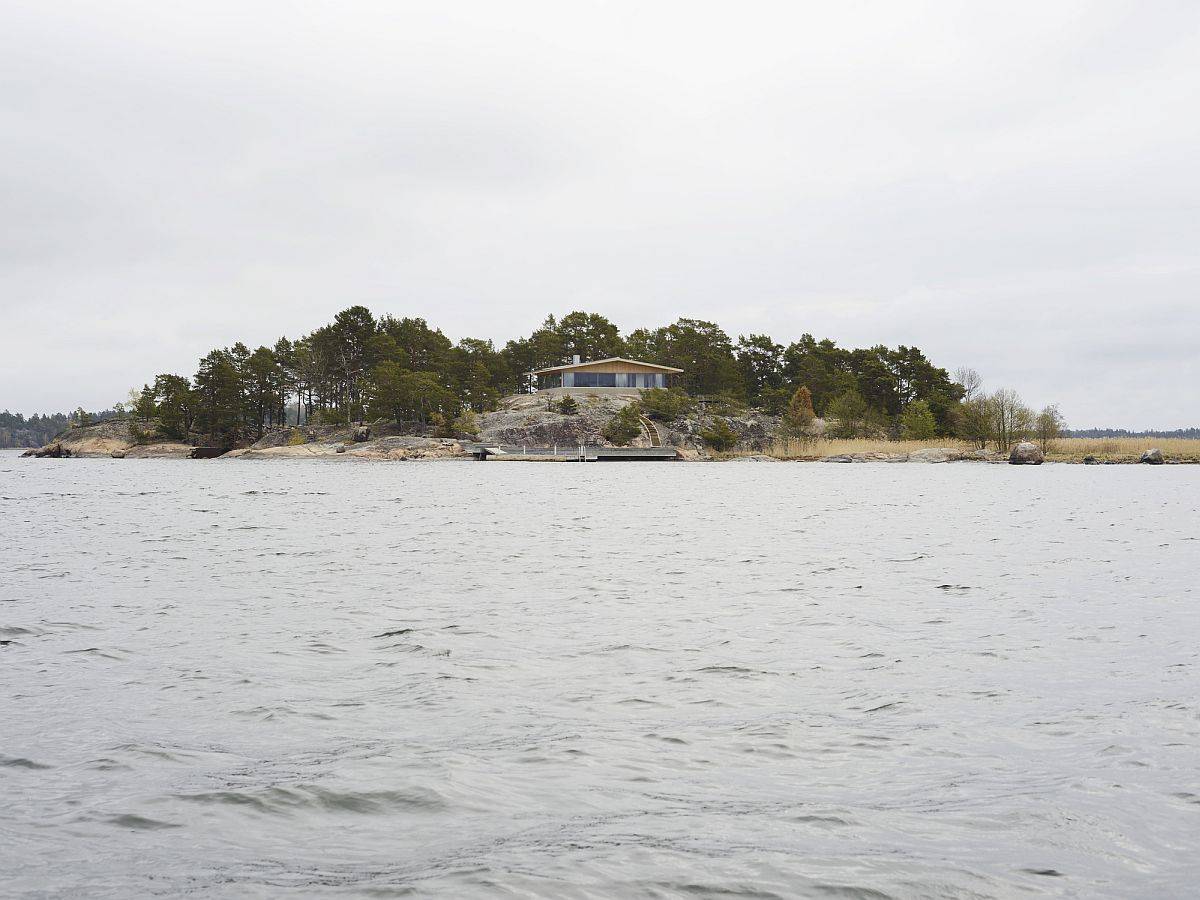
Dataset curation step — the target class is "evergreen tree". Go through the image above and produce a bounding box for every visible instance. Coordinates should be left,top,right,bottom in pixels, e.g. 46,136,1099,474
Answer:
781,386,815,435
899,400,937,440
699,417,738,451
153,374,195,439
826,391,871,438
602,404,643,445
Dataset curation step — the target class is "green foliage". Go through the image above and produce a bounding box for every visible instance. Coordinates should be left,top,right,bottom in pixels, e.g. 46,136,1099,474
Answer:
660,319,741,395
308,408,343,427
703,393,746,416
736,334,784,401
128,420,156,444
899,400,937,440
107,303,975,451
756,385,793,415
826,391,872,438
954,396,991,448
781,386,815,435
453,408,480,437
1035,404,1065,452
699,417,738,452
602,404,643,446
638,388,693,421
133,386,156,421
556,395,579,415
287,429,308,446
369,362,457,424
153,374,195,440
556,310,625,361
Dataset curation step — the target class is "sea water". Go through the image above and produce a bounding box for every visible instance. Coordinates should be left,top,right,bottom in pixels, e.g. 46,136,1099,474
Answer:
2,452,1198,898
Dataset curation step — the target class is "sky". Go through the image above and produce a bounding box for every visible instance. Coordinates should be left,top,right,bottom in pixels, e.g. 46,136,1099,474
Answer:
1,1,1197,428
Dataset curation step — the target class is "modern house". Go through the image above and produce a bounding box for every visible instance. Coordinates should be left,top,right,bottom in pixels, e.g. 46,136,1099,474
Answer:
529,356,683,392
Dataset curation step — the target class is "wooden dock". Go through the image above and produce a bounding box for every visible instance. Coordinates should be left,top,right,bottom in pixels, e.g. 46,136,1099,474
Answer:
461,443,679,462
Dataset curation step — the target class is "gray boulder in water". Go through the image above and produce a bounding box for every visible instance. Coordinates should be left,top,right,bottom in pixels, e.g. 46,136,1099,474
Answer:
1008,441,1044,465
1140,448,1164,465
909,448,960,464
1083,455,1098,465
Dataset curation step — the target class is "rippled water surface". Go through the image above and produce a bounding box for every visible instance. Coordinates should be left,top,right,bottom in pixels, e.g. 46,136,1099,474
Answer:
2,452,1198,898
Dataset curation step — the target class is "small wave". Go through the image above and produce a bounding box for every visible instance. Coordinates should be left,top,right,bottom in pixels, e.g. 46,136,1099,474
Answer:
0,755,52,770
863,702,901,713
106,813,181,830
174,784,447,815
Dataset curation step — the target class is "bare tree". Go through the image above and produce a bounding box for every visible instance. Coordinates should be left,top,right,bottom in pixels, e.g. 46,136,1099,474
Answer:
988,389,1034,453
1035,404,1065,454
957,394,991,449
953,367,982,402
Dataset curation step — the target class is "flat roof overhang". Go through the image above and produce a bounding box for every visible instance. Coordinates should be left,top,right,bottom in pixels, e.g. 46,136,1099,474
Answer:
528,357,684,376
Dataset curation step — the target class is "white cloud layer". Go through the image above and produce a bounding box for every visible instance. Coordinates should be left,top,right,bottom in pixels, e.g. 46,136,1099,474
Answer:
2,0,1198,427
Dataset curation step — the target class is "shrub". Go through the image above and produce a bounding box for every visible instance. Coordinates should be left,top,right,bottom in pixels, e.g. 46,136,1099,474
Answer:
602,405,643,446
453,408,480,437
128,421,157,445
287,429,307,446
309,408,345,427
639,388,693,421
900,400,937,440
704,393,746,416
826,391,871,438
556,395,579,415
430,412,457,438
699,417,738,452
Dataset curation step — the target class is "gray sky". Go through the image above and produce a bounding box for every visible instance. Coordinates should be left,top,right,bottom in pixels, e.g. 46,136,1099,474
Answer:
2,1,1197,428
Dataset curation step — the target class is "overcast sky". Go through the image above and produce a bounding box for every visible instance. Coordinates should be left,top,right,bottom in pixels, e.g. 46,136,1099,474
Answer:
2,1,1197,427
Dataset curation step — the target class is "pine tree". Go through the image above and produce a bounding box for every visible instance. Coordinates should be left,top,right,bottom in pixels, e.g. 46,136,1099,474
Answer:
900,400,937,439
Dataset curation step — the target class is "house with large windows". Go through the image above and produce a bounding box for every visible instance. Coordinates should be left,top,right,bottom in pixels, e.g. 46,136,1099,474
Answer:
529,356,683,392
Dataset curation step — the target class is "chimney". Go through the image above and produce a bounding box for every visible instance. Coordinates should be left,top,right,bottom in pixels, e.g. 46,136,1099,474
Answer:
572,354,581,365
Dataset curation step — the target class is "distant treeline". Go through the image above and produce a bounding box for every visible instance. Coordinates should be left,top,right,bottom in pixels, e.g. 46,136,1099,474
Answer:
1065,428,1200,439
109,307,969,446
0,409,116,448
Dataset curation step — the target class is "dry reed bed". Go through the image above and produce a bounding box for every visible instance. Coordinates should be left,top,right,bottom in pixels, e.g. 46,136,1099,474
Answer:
725,436,1200,463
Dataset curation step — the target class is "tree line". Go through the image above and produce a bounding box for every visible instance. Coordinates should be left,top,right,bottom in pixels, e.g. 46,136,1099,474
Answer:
118,306,983,446
0,408,116,448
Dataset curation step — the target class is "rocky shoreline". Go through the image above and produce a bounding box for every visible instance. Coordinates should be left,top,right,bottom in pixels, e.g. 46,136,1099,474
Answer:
19,399,1186,465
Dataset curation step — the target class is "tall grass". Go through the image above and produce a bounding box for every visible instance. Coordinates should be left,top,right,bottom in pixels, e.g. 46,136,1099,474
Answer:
1046,437,1200,461
723,435,1200,462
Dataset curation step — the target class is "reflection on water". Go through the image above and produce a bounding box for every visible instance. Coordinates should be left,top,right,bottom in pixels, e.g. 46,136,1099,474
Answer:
1,453,1198,898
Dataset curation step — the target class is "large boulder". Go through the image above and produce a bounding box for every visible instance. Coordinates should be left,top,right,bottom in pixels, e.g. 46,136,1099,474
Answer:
352,426,371,443
1008,441,1044,465
909,447,963,464
1140,448,1164,465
